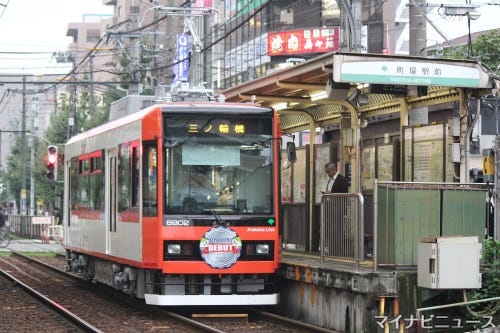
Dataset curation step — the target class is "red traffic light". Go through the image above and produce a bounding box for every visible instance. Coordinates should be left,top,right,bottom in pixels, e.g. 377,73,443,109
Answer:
47,154,57,165
46,145,58,181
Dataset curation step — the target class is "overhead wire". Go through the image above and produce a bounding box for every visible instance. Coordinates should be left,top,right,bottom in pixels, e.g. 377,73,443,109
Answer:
7,0,490,93
0,0,8,19
1,1,329,84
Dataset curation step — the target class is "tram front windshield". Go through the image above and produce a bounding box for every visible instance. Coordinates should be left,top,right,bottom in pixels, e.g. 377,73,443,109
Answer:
164,115,274,215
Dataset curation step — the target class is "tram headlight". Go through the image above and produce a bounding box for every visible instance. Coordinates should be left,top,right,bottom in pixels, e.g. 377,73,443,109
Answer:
167,244,181,254
242,241,273,260
164,241,198,259
256,244,270,254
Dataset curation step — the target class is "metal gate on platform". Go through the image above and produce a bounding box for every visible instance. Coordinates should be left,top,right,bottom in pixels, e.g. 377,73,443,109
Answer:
320,193,364,265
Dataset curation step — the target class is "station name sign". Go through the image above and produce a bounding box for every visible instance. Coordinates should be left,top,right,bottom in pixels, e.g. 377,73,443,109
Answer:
333,54,490,88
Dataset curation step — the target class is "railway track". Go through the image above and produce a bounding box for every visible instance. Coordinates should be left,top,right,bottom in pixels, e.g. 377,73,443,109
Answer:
0,252,222,332
0,273,90,332
2,252,338,333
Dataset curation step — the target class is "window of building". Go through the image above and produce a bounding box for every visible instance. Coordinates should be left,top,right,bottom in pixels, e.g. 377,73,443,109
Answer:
87,29,101,43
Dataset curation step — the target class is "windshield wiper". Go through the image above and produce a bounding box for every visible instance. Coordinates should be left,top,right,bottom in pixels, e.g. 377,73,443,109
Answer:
210,208,226,226
240,141,269,151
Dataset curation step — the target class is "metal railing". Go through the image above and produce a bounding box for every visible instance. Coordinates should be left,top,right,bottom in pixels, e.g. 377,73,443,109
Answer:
6,215,53,239
320,193,364,266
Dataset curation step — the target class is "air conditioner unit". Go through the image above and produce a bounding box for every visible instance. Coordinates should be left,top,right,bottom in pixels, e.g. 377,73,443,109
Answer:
418,236,481,289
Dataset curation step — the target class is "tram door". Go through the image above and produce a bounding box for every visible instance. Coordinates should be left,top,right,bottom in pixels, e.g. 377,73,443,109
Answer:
106,148,118,255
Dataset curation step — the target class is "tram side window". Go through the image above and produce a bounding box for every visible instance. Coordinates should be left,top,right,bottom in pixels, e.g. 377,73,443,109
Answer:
89,153,104,210
70,157,79,210
78,158,90,209
118,143,131,212
142,143,158,216
118,142,140,213
131,146,140,208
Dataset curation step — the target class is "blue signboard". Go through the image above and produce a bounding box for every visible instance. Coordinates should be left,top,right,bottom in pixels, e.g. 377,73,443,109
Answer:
174,34,189,83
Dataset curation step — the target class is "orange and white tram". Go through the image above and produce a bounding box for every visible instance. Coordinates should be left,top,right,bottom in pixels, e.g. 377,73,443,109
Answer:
62,94,283,306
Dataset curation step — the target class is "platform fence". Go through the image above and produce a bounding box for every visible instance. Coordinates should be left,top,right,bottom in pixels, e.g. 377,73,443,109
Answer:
320,193,364,266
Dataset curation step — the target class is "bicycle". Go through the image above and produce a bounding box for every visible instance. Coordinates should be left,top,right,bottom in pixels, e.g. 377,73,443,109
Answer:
0,225,11,248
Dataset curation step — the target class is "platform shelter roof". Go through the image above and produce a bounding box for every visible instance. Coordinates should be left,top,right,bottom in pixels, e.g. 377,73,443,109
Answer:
222,52,495,133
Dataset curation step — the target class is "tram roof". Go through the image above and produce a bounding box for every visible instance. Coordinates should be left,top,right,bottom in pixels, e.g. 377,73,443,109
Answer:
222,52,496,133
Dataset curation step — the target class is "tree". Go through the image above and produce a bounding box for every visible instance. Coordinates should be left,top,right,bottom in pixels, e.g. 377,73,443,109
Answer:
441,30,500,72
464,238,500,320
115,38,156,95
0,86,114,214
472,30,500,71
0,138,24,207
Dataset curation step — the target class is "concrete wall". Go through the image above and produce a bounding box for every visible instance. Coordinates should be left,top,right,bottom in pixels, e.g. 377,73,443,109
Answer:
275,263,421,332
276,279,379,332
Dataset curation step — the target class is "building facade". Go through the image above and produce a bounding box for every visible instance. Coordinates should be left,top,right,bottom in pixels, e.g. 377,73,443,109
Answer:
217,0,410,90
92,0,413,92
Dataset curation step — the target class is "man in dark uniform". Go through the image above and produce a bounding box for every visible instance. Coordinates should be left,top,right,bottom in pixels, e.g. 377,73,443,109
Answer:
323,162,348,193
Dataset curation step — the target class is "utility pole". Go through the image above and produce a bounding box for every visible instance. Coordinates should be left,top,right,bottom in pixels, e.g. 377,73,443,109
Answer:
153,0,160,86
128,6,141,95
29,134,34,215
409,0,427,55
21,76,27,220
202,13,211,85
52,51,77,139
68,69,77,140
89,51,95,114
351,0,362,52
337,0,356,51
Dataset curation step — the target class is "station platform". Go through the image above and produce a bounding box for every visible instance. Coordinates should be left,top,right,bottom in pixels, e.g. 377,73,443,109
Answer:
279,250,397,294
0,239,65,253
277,250,405,332
281,250,376,272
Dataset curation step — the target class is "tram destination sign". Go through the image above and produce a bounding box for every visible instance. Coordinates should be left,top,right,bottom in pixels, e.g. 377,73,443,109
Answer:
333,53,492,88
166,116,272,136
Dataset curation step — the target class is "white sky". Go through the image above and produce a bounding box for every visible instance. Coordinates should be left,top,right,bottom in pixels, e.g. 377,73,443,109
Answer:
425,1,500,44
0,0,499,75
0,0,113,75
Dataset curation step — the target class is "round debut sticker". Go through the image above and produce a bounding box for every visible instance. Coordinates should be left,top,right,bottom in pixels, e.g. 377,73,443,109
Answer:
199,226,242,269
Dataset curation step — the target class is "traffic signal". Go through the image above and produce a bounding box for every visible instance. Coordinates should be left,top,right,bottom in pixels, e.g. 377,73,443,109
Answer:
46,145,58,181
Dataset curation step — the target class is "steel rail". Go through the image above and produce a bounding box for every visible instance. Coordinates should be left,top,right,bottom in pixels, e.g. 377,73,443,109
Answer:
250,308,340,333
12,252,227,333
164,311,227,333
0,266,102,333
